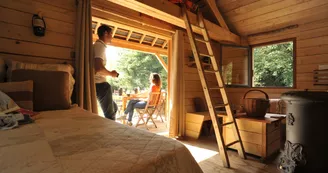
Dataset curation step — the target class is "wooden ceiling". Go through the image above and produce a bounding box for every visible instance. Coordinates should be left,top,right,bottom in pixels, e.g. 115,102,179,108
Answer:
91,0,176,55
210,0,328,36
92,17,168,49
91,16,169,55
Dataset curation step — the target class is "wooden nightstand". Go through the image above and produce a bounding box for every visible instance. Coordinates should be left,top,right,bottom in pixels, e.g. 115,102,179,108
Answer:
223,113,285,160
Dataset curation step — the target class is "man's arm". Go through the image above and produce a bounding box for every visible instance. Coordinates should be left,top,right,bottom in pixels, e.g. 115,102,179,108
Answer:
94,58,118,77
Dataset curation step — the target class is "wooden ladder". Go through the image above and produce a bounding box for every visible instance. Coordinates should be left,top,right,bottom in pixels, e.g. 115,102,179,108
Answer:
181,5,246,168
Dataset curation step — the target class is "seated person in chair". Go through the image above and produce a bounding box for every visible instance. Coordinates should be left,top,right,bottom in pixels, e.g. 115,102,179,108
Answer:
124,73,161,126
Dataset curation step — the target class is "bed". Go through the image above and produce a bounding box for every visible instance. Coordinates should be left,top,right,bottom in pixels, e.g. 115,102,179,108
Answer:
0,105,203,173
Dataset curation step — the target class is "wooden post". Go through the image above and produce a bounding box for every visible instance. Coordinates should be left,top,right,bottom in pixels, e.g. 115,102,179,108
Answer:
155,53,168,72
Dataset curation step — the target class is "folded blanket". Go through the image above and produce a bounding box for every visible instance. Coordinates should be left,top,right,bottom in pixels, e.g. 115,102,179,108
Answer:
0,113,34,130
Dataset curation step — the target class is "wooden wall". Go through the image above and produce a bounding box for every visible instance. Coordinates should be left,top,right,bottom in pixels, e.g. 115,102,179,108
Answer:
183,33,223,113
221,46,249,85
0,0,76,65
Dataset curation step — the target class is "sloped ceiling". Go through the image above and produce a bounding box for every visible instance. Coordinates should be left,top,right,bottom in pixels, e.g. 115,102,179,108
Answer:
196,0,328,37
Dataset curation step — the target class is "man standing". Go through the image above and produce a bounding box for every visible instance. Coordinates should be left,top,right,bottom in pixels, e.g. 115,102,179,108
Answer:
93,25,119,120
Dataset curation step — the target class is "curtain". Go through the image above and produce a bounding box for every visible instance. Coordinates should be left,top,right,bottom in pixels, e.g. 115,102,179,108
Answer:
169,30,185,138
75,0,98,113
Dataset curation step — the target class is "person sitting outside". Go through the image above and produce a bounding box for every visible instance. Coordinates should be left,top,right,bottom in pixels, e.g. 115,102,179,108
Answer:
124,73,161,126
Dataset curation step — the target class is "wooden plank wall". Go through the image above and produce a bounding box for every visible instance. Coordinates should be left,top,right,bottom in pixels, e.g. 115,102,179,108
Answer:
0,0,76,65
183,33,222,113
222,47,248,85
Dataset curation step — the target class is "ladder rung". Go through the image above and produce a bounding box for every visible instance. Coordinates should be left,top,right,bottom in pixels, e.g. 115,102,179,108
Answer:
209,87,224,90
191,24,205,31
226,140,240,148
199,53,213,57
204,70,219,73
214,104,228,109
222,121,234,126
195,38,209,43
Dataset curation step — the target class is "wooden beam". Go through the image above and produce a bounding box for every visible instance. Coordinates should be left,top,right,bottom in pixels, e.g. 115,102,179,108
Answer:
106,0,240,44
93,34,168,55
112,27,118,37
162,40,168,48
126,30,132,40
155,53,168,72
151,37,158,46
205,0,229,31
92,0,175,36
140,34,146,43
95,22,101,34
92,16,171,40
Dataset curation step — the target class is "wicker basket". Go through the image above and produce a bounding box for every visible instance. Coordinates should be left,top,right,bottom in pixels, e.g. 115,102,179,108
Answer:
243,90,270,117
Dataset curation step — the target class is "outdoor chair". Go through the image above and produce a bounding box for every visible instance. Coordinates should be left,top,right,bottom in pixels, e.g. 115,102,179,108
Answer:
135,92,161,129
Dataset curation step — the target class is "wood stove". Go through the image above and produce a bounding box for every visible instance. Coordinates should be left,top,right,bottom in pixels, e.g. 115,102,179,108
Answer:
280,91,328,173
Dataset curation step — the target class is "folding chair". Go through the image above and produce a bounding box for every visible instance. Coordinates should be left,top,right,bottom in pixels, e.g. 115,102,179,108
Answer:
135,92,161,129
154,91,167,122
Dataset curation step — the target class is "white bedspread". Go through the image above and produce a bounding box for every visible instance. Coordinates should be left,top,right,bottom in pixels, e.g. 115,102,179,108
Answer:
0,107,203,173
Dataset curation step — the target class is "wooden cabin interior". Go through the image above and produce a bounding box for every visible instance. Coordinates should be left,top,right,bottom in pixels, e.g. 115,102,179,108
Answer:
0,0,327,173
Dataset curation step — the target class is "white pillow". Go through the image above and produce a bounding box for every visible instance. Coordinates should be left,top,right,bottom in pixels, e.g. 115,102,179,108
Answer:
0,90,20,114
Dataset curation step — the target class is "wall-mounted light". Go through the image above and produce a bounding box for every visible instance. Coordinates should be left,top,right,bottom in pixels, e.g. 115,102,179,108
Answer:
32,12,46,37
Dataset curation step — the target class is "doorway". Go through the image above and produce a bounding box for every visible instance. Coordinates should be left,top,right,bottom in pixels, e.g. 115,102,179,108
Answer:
96,45,169,135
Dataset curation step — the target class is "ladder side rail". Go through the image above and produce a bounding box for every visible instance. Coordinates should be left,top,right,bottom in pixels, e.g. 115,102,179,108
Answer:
182,5,230,167
197,11,246,159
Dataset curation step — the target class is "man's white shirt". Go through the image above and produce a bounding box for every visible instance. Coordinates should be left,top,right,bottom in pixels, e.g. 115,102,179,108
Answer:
93,39,107,83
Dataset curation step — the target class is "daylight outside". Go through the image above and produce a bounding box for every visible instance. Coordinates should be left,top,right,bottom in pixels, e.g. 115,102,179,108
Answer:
252,41,294,87
97,46,168,119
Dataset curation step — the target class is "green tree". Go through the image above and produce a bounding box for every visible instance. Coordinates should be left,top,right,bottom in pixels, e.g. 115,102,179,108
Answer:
107,49,167,91
253,42,293,87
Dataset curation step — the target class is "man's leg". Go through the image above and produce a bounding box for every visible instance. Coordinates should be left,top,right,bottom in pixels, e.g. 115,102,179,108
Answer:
96,82,116,120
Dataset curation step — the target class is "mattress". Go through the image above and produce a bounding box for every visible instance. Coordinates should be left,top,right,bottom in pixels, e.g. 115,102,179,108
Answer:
0,106,203,173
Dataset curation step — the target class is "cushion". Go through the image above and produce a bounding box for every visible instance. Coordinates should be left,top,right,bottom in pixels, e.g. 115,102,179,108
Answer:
268,99,286,114
0,81,33,110
12,69,71,111
0,90,20,113
6,60,75,104
0,58,6,82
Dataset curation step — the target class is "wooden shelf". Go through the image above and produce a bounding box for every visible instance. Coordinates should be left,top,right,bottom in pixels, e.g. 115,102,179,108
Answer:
313,69,328,86
187,61,212,69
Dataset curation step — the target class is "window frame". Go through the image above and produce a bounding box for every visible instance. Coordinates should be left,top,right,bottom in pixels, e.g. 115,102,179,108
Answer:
220,44,252,88
250,38,297,89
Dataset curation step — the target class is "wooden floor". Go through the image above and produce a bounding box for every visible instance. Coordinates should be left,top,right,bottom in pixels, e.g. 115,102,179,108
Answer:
100,110,281,173
120,119,281,173
180,136,281,173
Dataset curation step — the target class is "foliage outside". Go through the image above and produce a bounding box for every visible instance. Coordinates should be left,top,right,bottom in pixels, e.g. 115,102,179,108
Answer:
107,49,167,93
222,62,232,85
253,42,293,87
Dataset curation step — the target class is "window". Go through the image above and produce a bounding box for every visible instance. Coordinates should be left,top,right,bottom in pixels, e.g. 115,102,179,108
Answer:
252,39,295,88
221,45,250,87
